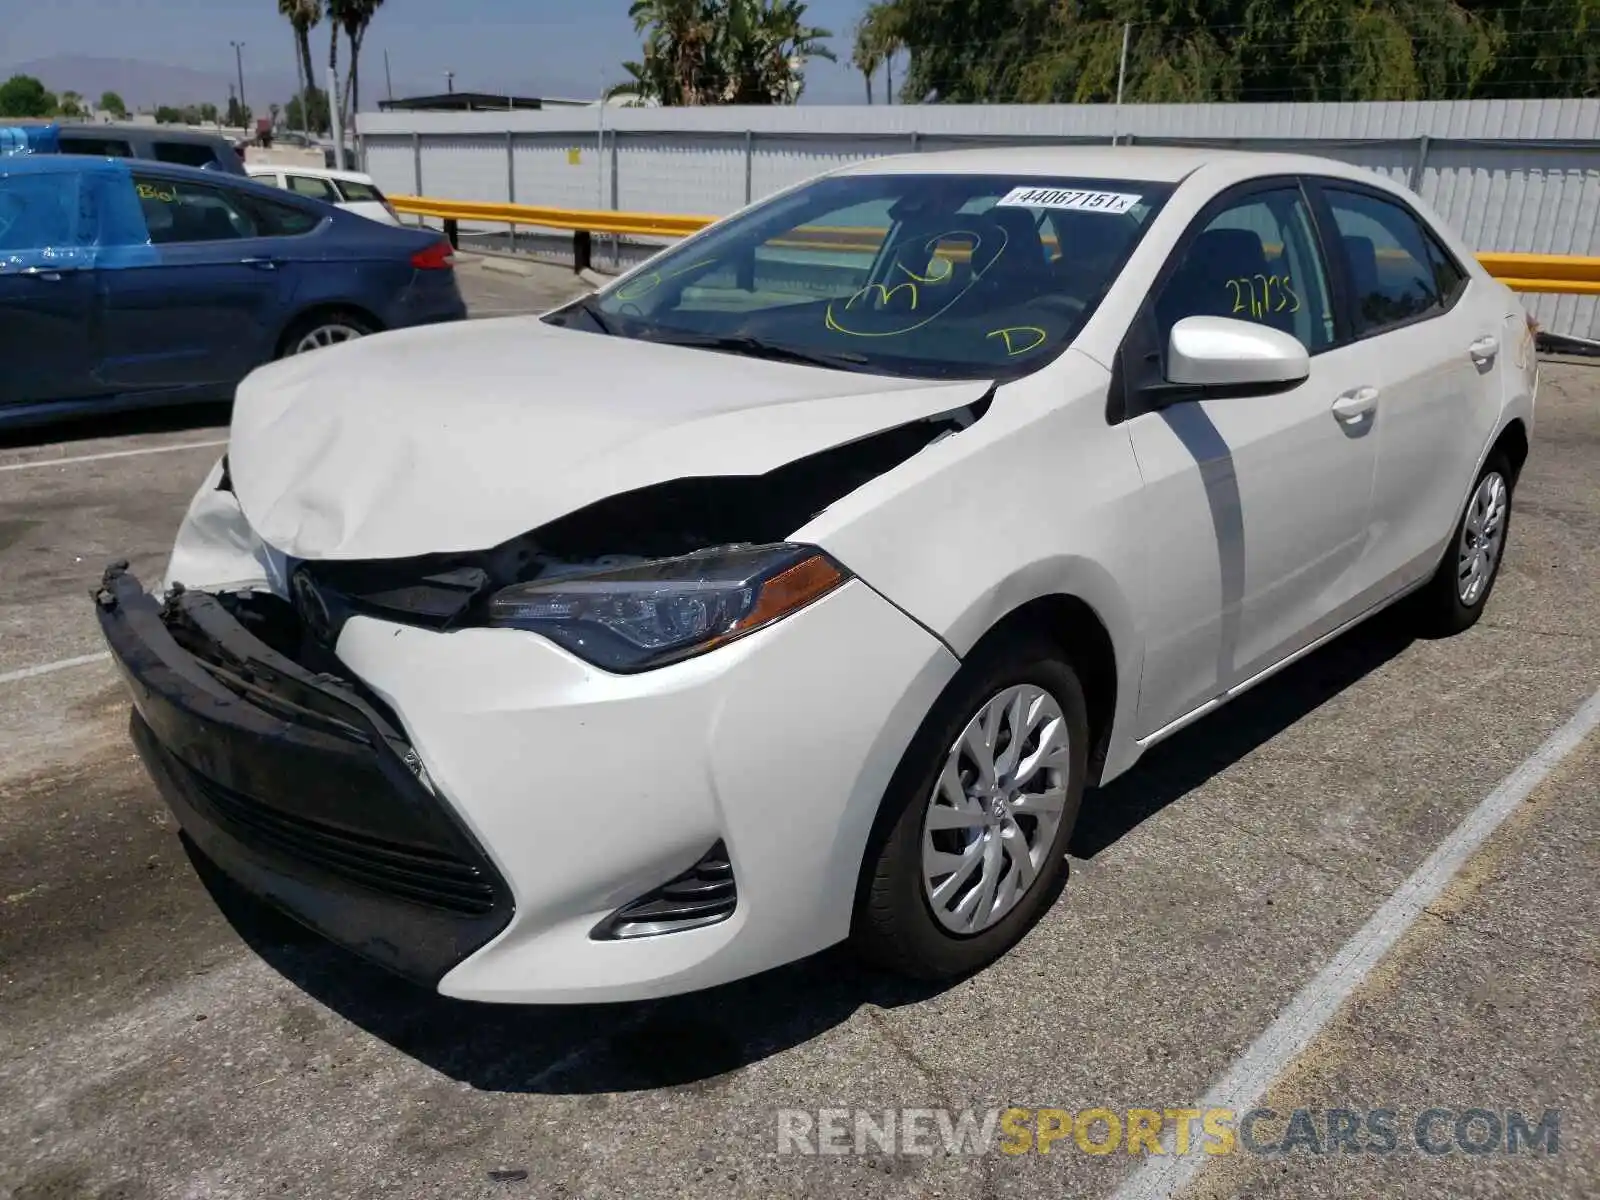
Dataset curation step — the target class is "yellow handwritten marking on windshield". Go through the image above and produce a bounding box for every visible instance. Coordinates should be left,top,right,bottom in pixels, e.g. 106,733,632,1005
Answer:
987,326,1048,356
845,281,920,311
1225,274,1301,318
135,183,176,202
614,258,718,303
897,258,953,285
824,227,1006,339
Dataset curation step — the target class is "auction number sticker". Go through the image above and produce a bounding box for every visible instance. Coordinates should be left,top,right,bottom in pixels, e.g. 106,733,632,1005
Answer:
995,187,1142,214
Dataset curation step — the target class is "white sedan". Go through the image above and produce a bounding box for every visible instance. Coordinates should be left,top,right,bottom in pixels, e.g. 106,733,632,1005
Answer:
97,147,1536,1003
243,163,401,225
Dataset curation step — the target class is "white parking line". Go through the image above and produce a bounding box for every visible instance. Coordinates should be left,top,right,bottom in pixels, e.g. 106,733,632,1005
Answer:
0,439,227,474
0,652,112,687
1109,682,1600,1200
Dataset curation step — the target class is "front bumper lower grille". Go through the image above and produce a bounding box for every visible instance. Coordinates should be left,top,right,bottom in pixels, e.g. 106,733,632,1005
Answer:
594,841,737,939
167,750,498,915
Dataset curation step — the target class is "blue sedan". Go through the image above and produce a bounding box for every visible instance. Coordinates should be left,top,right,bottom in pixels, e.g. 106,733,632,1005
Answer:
0,154,466,427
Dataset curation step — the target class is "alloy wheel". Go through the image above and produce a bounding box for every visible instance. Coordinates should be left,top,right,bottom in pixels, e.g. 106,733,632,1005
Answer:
292,323,366,354
921,684,1071,935
1457,470,1509,607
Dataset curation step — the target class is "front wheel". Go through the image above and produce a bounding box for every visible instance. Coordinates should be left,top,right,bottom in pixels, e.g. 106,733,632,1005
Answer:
1415,451,1514,636
853,634,1088,980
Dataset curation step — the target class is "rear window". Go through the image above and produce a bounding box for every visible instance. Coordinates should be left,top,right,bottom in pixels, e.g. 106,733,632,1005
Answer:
335,179,384,203
153,141,220,169
59,136,133,158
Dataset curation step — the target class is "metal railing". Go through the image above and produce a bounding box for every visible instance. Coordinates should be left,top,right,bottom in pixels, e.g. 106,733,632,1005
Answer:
391,195,1600,295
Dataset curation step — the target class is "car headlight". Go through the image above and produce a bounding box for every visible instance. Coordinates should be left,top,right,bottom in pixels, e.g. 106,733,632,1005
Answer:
486,543,851,672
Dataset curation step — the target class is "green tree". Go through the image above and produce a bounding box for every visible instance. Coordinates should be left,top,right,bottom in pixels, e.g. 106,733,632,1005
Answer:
285,85,330,132
867,0,1596,104
199,102,219,124
98,90,128,119
621,0,832,105
57,90,86,119
226,95,253,127
154,104,183,124
0,74,57,118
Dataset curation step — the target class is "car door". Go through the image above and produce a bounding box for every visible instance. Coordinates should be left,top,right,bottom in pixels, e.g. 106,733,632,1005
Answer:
0,167,103,408
95,172,294,396
1307,180,1506,596
1121,179,1380,736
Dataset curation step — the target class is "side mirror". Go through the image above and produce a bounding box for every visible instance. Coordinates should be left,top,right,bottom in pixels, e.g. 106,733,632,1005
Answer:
1166,315,1309,394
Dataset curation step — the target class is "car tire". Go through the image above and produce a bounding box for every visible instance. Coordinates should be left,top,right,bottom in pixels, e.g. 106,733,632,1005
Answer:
852,632,1089,981
278,310,376,358
1415,450,1515,637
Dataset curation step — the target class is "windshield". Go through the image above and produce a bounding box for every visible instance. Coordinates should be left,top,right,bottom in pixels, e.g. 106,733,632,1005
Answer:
558,172,1172,379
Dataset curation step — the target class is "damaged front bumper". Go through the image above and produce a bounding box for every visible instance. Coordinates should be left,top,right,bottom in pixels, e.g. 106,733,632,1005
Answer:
98,552,961,1003
92,562,514,986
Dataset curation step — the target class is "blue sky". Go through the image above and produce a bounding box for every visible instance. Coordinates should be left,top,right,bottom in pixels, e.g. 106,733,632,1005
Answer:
2,0,886,105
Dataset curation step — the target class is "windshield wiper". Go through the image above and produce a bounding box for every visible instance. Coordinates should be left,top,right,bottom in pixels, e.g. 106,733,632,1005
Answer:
646,332,870,371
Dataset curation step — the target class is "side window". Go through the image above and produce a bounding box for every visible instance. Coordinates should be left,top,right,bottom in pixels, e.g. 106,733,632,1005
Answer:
1153,186,1336,355
1323,188,1442,334
1424,232,1469,307
287,174,340,203
0,173,88,251
153,141,218,169
59,136,133,158
239,194,322,238
132,174,258,244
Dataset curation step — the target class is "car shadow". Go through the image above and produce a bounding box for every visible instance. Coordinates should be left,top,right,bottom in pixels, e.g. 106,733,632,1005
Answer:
0,403,231,451
188,606,1415,1097
187,841,957,1096
1071,608,1416,859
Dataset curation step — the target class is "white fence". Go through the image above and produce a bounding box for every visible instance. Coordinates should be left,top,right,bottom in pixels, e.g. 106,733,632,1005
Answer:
359,100,1600,341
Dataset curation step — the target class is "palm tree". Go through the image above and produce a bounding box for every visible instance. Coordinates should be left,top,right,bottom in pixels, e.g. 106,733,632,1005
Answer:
728,0,835,104
852,15,882,103
325,0,382,149
855,2,905,104
628,0,719,105
625,0,832,105
278,0,321,118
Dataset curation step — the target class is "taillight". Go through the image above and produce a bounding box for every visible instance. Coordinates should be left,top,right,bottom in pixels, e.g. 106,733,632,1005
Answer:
411,240,455,270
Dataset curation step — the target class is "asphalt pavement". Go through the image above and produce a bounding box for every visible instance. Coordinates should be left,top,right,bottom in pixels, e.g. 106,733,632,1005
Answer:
0,261,1595,1200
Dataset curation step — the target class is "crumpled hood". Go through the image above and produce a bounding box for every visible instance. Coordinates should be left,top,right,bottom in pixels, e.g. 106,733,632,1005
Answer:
229,317,992,560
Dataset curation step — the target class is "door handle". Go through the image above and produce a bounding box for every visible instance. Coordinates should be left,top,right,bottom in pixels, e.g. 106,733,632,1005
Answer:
1331,385,1380,423
1469,335,1500,362
241,257,280,271
17,266,73,281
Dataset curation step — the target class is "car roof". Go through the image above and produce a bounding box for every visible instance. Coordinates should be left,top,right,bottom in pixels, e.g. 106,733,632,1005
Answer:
246,163,374,183
0,153,128,178
61,123,231,146
833,144,1378,187
1,153,328,203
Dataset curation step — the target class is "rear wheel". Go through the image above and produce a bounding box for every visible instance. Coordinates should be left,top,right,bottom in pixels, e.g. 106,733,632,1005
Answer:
853,634,1088,980
279,310,376,358
1415,451,1514,636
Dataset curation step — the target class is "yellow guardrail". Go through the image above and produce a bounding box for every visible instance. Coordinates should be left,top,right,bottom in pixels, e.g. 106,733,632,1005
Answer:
390,195,1600,295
